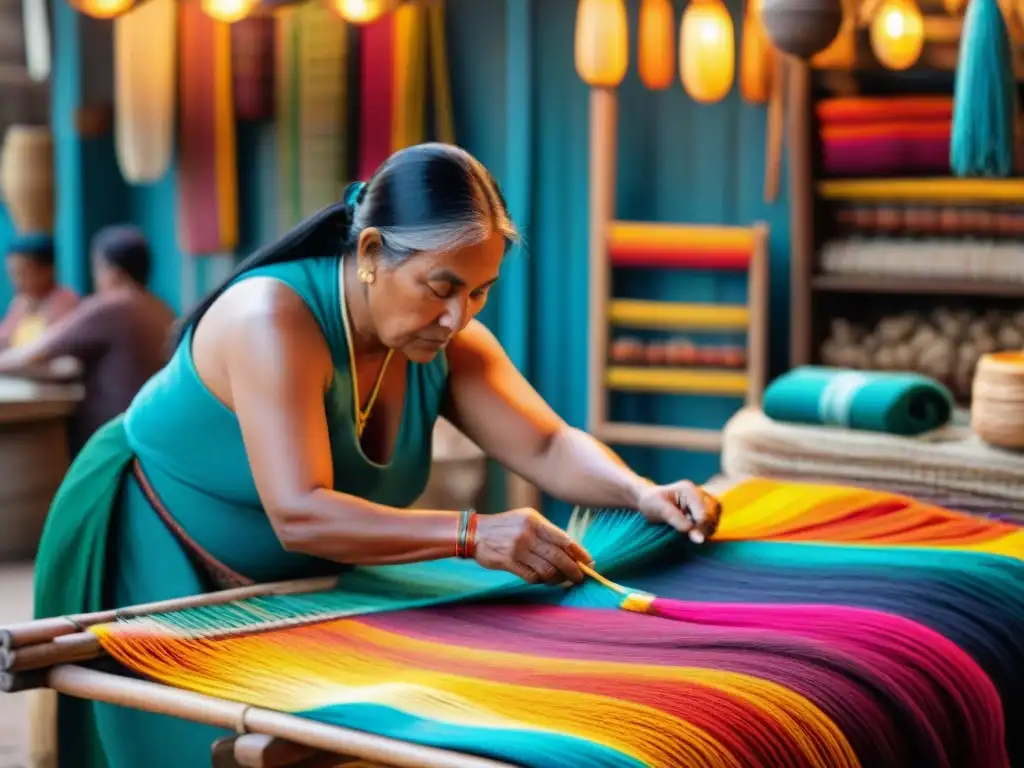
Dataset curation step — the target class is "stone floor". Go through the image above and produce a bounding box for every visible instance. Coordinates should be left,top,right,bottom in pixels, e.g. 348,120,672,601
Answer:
0,561,35,768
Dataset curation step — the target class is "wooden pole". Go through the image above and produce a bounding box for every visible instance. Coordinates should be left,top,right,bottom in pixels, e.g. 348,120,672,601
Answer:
585,86,618,434
0,575,340,650
763,49,786,204
47,664,514,768
786,57,813,367
747,223,771,403
2,631,102,673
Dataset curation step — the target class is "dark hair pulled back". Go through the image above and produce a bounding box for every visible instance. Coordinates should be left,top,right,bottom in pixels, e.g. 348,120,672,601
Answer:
172,142,517,348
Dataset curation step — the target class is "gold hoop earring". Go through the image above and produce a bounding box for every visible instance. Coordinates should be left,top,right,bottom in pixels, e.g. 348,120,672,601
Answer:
357,267,375,285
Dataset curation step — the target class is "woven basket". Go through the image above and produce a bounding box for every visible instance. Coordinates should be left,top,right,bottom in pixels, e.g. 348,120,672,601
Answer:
971,351,1024,450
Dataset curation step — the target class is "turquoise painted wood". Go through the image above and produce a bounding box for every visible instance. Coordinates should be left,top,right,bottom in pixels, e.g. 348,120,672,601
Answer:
0,206,14,309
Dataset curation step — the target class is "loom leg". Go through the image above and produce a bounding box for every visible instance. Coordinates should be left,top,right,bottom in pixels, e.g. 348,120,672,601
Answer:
213,734,386,768
211,736,245,768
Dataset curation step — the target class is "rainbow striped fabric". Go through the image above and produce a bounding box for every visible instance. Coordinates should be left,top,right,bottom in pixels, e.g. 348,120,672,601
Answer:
93,479,1024,767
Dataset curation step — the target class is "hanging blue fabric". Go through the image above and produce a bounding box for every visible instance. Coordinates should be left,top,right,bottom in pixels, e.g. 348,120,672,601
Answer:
950,0,1018,177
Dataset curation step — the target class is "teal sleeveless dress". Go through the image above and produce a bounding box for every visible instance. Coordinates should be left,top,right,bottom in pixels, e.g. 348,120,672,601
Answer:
32,256,449,768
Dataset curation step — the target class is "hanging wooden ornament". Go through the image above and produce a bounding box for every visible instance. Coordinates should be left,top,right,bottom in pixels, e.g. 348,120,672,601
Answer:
760,0,843,58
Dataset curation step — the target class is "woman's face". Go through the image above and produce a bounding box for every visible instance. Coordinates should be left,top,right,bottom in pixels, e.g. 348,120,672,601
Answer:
362,230,505,363
5,254,53,298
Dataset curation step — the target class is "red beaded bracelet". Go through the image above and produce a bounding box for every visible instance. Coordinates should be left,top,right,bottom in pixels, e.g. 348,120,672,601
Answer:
456,509,478,559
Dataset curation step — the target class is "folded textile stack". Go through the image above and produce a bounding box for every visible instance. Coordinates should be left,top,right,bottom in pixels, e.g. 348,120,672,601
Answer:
762,365,955,436
817,95,953,178
721,407,1024,515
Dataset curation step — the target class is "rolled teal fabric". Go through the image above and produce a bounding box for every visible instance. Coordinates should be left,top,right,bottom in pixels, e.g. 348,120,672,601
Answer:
762,366,955,436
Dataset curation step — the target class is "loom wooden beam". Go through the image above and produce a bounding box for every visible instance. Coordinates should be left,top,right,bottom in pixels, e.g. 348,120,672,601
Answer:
214,734,376,768
0,575,340,651
47,665,513,768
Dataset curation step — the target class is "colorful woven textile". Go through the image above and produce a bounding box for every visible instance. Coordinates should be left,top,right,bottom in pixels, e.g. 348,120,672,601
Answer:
817,96,954,178
93,478,1024,768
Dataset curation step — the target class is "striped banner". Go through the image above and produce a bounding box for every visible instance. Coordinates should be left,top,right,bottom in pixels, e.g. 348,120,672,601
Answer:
231,16,275,122
177,2,238,255
357,1,454,179
275,3,349,231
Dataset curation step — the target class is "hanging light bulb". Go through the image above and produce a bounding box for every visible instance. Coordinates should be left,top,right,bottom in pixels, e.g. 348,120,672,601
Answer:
639,0,675,90
201,0,257,23
680,0,736,103
69,0,134,20
331,0,398,24
574,0,629,87
870,0,925,70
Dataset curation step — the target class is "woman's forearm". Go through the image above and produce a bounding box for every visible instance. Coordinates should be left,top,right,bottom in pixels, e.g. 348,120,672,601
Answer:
272,489,464,565
523,425,654,510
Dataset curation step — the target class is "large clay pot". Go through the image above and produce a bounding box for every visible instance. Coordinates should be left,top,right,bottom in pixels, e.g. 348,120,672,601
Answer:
0,124,54,234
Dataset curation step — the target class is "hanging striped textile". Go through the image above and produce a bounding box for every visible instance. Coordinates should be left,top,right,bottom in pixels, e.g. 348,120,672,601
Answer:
274,3,349,232
177,3,238,255
357,14,395,180
356,1,454,179
231,16,275,122
91,477,1024,767
426,0,455,144
113,0,177,184
391,2,426,151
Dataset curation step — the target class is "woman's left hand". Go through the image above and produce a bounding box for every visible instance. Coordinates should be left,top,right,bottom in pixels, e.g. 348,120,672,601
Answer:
636,480,721,544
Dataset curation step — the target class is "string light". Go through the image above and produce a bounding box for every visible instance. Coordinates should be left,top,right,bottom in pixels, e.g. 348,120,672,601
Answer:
870,0,925,70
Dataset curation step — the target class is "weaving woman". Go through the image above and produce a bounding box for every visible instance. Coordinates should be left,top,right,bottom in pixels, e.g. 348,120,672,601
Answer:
32,143,720,768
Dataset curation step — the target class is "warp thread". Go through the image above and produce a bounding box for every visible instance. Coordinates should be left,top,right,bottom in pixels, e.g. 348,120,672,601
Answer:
89,479,1024,767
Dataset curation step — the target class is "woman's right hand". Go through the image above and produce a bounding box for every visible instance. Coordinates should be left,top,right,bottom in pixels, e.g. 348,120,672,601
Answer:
473,508,592,586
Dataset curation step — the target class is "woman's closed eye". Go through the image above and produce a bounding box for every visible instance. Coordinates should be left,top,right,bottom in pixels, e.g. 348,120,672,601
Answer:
427,281,454,299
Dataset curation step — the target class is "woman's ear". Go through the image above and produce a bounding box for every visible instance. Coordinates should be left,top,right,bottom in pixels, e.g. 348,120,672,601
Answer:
356,227,383,274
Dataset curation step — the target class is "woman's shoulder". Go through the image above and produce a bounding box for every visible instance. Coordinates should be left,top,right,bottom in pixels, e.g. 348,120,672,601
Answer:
241,254,338,288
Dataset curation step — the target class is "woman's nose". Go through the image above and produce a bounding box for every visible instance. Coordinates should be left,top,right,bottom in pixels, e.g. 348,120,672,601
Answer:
438,295,468,332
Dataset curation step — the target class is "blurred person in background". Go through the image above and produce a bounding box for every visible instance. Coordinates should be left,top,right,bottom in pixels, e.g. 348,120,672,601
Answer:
0,225,175,454
0,233,79,348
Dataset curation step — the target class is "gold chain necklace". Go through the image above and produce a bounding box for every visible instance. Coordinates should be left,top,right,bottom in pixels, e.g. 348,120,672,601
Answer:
340,264,394,439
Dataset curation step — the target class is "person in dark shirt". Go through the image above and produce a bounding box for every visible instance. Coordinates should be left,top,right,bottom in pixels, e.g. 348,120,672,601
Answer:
0,225,176,454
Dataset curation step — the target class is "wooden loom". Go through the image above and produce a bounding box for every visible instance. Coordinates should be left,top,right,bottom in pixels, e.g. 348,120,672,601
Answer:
6,576,514,768
584,87,770,455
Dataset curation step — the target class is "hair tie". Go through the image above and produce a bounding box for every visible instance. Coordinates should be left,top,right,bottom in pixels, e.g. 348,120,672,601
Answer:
343,181,367,207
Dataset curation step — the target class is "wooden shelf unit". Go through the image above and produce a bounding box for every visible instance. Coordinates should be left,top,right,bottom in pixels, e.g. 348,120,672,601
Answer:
787,51,1024,405
584,88,770,455
810,274,1024,297
816,177,1024,204
789,59,1024,363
